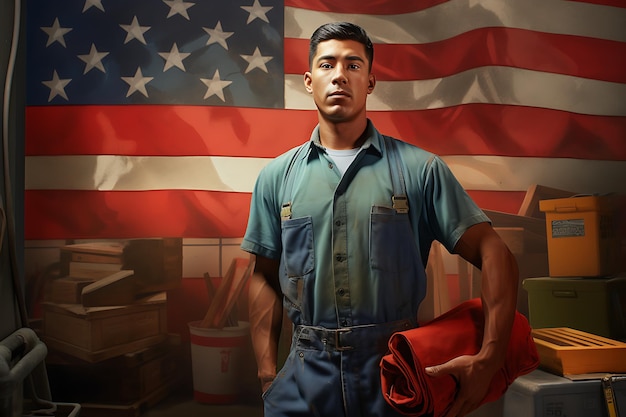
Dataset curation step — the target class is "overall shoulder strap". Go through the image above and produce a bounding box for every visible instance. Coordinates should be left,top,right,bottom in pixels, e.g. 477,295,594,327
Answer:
384,136,409,214
280,143,308,220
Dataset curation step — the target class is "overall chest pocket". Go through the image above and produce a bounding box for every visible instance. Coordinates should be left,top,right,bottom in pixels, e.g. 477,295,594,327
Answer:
280,216,315,313
370,206,419,273
281,216,315,277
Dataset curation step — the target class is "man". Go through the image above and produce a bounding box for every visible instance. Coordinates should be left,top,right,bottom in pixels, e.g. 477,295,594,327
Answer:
241,22,518,417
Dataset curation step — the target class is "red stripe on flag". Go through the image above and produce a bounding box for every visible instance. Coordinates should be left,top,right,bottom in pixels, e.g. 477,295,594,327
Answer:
284,0,447,14
466,191,526,215
286,29,626,83
24,189,527,240
368,106,626,161
25,106,317,158
286,0,626,16
24,190,252,240
26,106,626,160
567,0,626,7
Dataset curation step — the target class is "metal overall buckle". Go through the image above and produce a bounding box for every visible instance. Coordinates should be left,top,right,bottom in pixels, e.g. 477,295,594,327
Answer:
335,328,354,351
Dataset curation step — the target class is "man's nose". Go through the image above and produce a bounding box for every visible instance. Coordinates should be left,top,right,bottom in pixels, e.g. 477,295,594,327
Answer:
332,66,348,84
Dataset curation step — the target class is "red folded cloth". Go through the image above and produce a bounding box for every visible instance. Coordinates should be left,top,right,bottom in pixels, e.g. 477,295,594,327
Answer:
380,298,539,417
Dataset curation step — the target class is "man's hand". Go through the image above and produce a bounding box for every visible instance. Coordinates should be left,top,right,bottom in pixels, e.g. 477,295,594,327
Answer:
260,375,275,394
424,354,498,417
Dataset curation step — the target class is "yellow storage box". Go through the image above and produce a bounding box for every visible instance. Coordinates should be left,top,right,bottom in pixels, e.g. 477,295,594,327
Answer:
539,195,619,277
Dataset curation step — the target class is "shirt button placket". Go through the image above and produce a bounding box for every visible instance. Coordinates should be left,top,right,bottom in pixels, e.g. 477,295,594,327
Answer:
332,194,351,328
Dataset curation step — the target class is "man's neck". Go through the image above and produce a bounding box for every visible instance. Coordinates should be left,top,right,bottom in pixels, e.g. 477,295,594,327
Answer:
318,118,368,150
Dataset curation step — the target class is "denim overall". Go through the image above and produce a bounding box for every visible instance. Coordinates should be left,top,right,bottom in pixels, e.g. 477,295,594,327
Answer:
263,137,424,417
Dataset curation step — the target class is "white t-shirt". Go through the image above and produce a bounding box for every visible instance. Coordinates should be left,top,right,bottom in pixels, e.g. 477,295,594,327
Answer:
325,147,360,176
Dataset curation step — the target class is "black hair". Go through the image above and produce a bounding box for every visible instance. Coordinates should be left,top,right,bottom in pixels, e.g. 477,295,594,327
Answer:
308,22,374,71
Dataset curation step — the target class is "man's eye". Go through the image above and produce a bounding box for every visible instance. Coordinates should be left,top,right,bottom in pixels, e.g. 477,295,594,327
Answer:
320,63,332,69
349,64,360,70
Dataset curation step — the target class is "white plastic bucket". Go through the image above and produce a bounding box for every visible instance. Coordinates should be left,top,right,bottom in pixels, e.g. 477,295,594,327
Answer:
188,321,250,404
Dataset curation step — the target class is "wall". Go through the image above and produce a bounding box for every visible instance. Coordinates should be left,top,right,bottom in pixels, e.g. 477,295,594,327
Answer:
0,0,25,341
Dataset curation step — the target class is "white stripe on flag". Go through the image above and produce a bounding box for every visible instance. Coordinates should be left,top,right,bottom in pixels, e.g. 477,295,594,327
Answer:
285,0,626,44
25,155,626,195
285,69,626,115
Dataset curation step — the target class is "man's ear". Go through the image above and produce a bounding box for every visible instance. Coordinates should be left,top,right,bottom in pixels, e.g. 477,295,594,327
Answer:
367,73,376,94
304,72,313,94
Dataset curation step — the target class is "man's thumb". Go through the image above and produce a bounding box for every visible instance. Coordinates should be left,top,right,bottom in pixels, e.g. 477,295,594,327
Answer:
424,365,442,376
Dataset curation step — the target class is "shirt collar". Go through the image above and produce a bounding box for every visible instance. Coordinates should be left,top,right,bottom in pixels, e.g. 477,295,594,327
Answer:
306,119,384,158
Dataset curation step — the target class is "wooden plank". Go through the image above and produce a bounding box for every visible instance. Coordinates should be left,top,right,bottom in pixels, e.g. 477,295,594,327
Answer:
215,258,255,329
203,272,216,305
81,270,136,307
199,257,254,329
61,241,126,256
199,259,238,328
483,209,546,236
517,184,576,219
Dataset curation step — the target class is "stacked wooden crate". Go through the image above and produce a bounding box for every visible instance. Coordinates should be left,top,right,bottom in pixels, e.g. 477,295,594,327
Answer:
42,238,183,416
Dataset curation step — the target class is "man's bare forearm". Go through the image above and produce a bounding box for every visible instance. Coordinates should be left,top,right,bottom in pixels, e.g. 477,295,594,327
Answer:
248,269,283,390
477,238,518,367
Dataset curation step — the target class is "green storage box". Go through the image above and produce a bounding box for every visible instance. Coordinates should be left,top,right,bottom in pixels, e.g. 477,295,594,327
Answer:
522,276,626,340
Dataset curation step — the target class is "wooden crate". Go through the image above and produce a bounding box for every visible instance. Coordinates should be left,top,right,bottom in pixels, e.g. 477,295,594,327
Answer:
47,336,180,405
60,238,182,293
47,276,96,304
532,327,626,375
42,293,168,363
75,381,176,417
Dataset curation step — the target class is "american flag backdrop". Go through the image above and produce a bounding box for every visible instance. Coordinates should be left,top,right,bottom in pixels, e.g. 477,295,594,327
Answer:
25,0,626,240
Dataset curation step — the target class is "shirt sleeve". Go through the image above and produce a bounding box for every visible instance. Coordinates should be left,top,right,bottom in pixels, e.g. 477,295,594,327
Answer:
422,155,491,253
241,162,283,260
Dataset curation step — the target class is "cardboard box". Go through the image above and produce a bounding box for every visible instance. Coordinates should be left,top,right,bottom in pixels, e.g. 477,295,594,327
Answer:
522,276,626,340
42,293,168,362
539,195,620,277
501,369,624,417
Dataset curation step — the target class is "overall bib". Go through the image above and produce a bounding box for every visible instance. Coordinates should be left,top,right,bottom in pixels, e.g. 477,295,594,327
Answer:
263,137,425,417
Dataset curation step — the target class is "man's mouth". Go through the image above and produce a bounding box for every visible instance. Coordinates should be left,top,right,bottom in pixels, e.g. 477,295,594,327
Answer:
329,90,349,98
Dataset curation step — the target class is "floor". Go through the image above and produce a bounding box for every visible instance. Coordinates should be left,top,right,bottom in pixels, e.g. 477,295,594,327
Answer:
42,349,264,417
142,389,263,417
142,367,264,417
139,388,503,417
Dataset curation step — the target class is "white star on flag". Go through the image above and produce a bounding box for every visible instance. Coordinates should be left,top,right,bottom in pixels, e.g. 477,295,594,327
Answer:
82,0,104,13
203,21,234,50
121,68,154,98
240,47,273,74
42,70,71,101
163,0,195,20
159,43,190,71
200,69,232,101
241,0,273,24
78,44,109,74
40,18,72,48
120,16,151,45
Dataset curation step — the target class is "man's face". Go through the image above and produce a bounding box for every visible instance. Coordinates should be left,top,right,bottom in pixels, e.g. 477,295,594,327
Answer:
304,39,376,123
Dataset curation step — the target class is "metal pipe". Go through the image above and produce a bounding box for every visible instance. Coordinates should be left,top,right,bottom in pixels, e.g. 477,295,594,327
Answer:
0,328,47,399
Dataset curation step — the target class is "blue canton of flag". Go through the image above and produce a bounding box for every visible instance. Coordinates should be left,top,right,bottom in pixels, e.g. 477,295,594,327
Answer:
26,0,285,107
